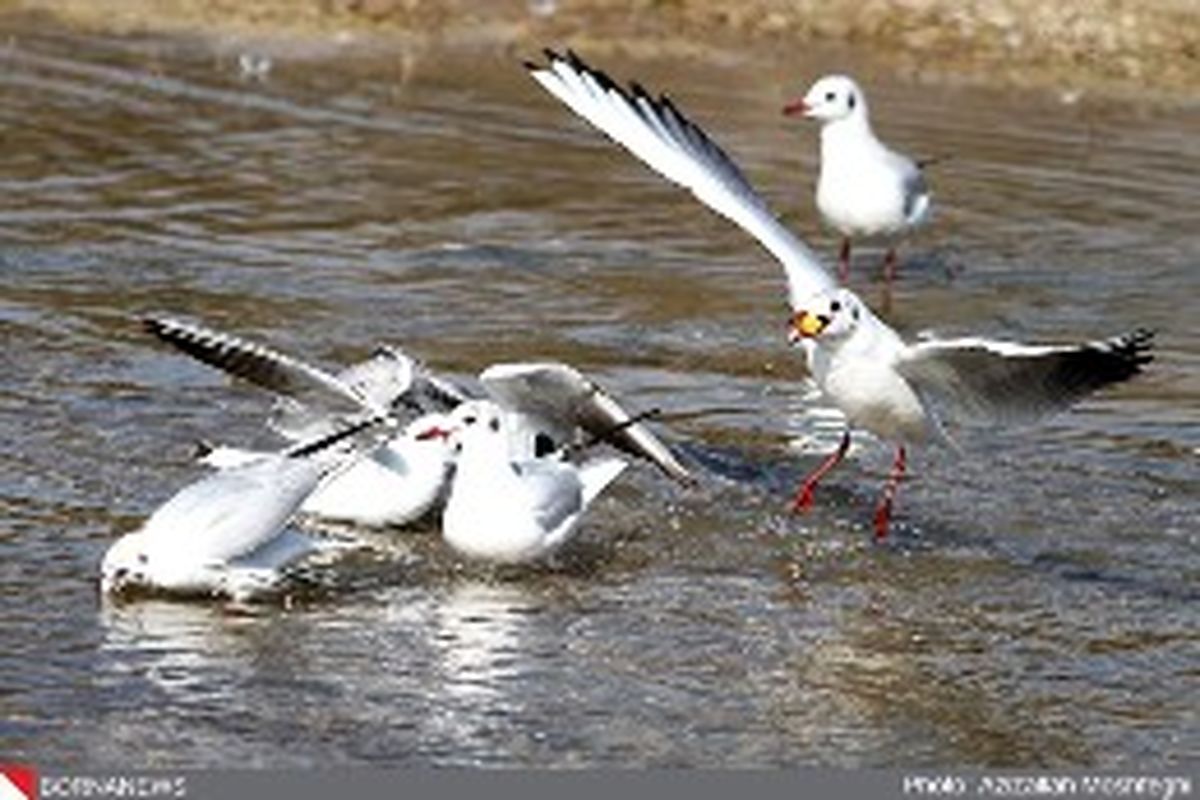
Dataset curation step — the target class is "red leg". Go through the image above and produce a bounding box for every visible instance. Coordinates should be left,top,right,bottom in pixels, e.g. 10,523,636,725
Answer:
873,444,906,540
792,429,851,513
882,247,898,285
838,238,851,282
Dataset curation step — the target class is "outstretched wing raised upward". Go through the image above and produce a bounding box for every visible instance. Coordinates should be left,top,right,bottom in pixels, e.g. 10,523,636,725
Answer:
527,50,835,308
142,315,380,414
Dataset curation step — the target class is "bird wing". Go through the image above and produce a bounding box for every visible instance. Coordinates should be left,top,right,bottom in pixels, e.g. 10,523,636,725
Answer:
897,329,1153,425
480,361,693,484
142,315,380,414
335,345,469,413
269,344,469,440
331,345,417,410
147,416,380,565
527,50,835,308
514,459,586,538
895,155,930,225
142,455,327,566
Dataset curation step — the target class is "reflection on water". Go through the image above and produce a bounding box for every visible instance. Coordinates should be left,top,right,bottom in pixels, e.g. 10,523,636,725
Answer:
433,582,531,702
0,19,1197,768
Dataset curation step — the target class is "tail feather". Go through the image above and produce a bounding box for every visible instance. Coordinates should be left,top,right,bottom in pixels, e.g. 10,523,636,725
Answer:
578,457,628,507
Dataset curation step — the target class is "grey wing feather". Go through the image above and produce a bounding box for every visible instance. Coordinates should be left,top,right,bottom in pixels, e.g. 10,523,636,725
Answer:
333,346,469,414
901,163,928,221
149,455,327,565
332,346,416,410
480,362,692,483
898,329,1153,425
142,316,376,413
527,50,834,306
515,459,584,535
411,369,472,412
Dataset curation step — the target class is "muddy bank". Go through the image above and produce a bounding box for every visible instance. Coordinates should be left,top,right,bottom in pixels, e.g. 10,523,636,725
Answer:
2,0,1198,96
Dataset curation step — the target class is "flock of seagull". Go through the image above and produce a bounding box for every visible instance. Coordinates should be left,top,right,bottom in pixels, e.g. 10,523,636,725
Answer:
99,50,1154,601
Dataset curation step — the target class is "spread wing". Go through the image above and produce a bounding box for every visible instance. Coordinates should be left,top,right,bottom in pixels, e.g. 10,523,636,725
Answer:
270,346,467,440
480,361,693,484
898,329,1153,425
335,345,469,413
142,316,463,441
142,315,378,414
527,50,835,308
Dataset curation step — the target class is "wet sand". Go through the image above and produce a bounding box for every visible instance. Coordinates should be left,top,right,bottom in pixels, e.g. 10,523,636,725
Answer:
2,0,1198,96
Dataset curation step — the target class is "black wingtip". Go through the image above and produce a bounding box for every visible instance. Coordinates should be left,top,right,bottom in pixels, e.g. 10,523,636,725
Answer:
140,314,173,340
1116,328,1155,369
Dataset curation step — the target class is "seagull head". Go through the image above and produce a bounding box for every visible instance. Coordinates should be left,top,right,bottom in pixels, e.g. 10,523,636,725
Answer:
440,401,507,456
788,288,864,344
100,532,152,595
783,74,866,124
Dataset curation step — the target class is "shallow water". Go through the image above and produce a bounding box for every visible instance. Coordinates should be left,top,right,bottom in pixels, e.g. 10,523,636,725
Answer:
0,23,1197,768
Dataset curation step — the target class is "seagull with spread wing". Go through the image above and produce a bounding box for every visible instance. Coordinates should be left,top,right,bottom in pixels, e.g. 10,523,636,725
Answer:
526,51,1153,539
144,316,465,529
141,316,692,534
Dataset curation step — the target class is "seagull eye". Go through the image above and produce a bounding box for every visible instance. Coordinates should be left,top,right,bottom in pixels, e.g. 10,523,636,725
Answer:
137,553,148,564
463,415,477,426
848,93,856,109
488,418,500,432
830,300,842,312
825,91,835,102
534,433,557,457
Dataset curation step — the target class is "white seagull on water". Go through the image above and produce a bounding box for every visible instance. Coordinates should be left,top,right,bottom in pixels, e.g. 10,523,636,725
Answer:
435,399,629,563
100,418,378,600
144,316,464,529
527,51,1153,539
141,316,693,554
782,74,932,283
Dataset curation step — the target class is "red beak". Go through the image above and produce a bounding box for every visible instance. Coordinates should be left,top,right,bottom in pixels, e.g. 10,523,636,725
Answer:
415,426,451,441
782,98,808,117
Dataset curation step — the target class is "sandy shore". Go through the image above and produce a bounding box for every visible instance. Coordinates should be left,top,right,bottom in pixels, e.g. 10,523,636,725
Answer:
1,0,1197,95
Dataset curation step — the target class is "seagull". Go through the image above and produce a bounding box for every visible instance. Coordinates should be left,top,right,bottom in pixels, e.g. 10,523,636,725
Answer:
434,399,628,563
195,411,458,528
782,74,932,283
100,419,377,600
142,315,692,523
526,50,1154,539
143,316,466,529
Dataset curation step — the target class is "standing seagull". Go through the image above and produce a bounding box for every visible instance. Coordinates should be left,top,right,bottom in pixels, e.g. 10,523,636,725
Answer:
783,74,932,283
436,400,628,563
526,51,1153,539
